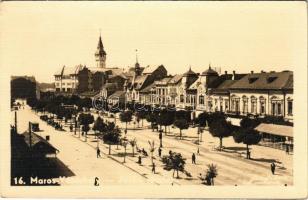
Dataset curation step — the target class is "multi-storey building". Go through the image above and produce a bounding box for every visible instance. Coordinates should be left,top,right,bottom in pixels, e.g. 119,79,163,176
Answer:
125,64,168,103
54,65,84,93
228,70,293,121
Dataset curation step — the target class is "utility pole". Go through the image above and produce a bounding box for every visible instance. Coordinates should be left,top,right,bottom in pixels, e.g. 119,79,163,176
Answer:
14,111,17,133
28,122,32,150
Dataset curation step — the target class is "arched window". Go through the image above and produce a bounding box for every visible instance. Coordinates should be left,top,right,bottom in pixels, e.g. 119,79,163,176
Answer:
259,96,266,114
180,95,184,103
251,96,257,114
242,96,248,114
199,95,204,105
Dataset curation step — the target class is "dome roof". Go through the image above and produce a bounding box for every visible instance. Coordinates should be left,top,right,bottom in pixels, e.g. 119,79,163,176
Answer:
183,67,197,77
202,66,218,76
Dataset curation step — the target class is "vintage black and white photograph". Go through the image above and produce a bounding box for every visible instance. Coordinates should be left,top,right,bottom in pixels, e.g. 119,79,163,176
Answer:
0,1,307,198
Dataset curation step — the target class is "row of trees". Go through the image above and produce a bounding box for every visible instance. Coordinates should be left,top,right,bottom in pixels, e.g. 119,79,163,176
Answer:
196,112,262,159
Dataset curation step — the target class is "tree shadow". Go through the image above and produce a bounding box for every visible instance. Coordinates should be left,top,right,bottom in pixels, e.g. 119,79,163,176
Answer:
250,158,278,163
223,146,247,151
115,152,135,157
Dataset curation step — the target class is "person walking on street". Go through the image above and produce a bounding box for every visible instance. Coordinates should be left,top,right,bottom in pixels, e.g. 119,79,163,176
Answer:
138,155,142,165
286,145,289,154
271,162,276,175
247,150,251,159
152,162,156,174
97,147,101,158
197,147,200,155
158,147,162,157
192,153,196,164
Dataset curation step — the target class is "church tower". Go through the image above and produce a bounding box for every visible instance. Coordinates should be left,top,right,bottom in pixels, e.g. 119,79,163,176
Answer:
95,34,107,68
134,49,142,76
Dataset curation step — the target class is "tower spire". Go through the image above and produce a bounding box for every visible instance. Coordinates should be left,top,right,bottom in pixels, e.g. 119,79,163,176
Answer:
135,49,138,63
95,31,106,68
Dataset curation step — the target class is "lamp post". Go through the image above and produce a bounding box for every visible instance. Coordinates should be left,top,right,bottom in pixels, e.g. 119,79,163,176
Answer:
159,129,163,148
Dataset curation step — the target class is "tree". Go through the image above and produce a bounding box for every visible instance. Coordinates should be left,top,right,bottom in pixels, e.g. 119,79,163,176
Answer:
157,110,175,134
102,124,122,155
146,112,157,131
233,128,262,159
197,112,209,127
162,152,186,178
173,119,189,139
240,117,260,129
148,140,155,165
119,111,133,132
93,117,106,139
175,110,191,123
208,118,233,150
206,164,218,185
135,111,147,127
78,113,94,142
129,138,137,157
78,97,92,111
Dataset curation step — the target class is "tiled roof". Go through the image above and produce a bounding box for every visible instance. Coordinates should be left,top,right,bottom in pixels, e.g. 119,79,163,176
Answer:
140,82,156,93
168,74,183,84
201,67,218,76
142,65,157,74
229,71,293,90
211,80,237,94
183,67,197,77
188,79,201,90
54,65,84,76
155,77,172,85
132,75,150,90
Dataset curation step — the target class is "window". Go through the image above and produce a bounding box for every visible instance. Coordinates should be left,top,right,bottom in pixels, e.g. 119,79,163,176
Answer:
186,95,190,103
199,95,204,105
288,101,293,115
242,96,248,114
267,76,277,83
208,101,213,111
225,100,229,111
180,95,184,103
248,77,258,84
260,97,266,114
231,97,240,113
251,97,257,114
277,103,281,115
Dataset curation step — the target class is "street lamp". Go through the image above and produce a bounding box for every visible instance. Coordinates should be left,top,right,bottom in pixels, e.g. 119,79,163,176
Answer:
159,129,163,148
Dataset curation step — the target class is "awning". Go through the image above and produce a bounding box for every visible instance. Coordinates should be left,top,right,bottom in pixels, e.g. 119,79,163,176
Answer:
254,123,293,138
226,117,241,127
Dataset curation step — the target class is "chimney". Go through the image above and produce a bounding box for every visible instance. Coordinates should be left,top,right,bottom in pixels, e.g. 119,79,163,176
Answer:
232,70,236,80
251,71,254,74
225,71,227,75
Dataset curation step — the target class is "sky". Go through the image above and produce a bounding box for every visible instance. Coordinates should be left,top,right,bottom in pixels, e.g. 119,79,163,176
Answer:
0,1,306,83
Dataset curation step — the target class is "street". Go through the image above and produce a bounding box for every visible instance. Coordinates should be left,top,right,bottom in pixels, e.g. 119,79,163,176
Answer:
12,106,293,186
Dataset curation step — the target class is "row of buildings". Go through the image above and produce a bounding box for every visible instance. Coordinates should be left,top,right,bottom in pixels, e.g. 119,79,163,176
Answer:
53,35,293,122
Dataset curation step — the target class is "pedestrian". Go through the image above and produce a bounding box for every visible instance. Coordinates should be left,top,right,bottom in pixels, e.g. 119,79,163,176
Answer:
138,155,142,165
192,153,196,164
70,124,73,132
286,145,289,154
247,150,251,159
158,147,162,157
152,162,156,174
197,147,200,155
97,147,101,158
271,162,276,175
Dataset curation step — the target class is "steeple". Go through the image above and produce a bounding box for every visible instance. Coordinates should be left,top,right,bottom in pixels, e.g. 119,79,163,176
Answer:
95,31,107,68
134,49,141,76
